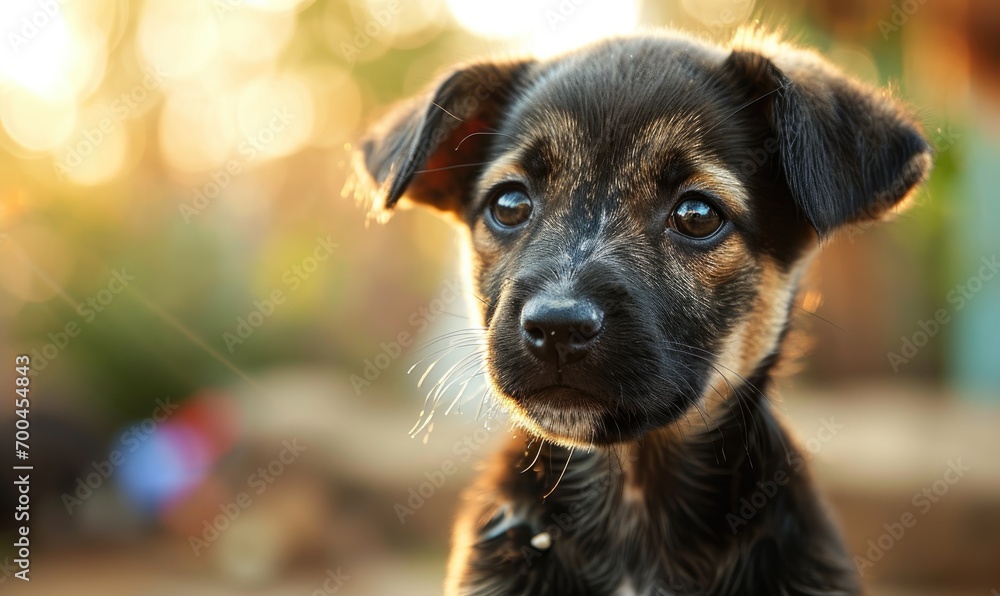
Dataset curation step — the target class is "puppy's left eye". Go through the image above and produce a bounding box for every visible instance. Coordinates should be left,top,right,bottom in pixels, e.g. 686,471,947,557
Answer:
488,188,533,228
669,195,724,239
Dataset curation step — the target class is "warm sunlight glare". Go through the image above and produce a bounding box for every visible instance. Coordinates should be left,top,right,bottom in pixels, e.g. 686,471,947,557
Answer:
0,0,74,98
445,0,640,56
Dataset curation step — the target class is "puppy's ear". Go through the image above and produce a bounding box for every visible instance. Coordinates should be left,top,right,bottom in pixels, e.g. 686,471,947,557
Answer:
722,44,932,237
349,60,532,222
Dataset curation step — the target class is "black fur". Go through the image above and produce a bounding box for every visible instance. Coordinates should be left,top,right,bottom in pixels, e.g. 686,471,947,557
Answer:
351,30,931,595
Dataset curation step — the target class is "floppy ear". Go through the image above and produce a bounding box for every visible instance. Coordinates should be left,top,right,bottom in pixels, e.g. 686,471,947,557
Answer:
722,44,932,237
348,60,533,222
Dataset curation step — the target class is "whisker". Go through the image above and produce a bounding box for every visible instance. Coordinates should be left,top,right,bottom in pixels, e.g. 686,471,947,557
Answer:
410,341,482,380
521,437,546,473
484,393,504,421
791,305,852,338
442,362,488,413
430,101,467,124
665,341,776,407
409,409,434,438
543,446,574,500
658,345,754,461
414,161,493,175
475,386,491,421
704,81,792,135
454,131,517,151
646,360,724,461
410,350,482,435
420,362,487,427
416,357,444,389
408,340,484,374
444,376,475,416
428,101,505,135
662,341,794,465
433,310,473,321
427,351,486,408
414,328,486,351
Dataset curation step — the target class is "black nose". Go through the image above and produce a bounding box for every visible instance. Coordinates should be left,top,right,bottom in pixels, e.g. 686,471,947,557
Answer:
520,295,604,366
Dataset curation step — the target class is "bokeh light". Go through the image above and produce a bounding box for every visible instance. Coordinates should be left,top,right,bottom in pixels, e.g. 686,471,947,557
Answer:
217,4,297,66
235,73,315,161
158,86,239,173
0,88,77,152
137,0,221,80
116,420,212,512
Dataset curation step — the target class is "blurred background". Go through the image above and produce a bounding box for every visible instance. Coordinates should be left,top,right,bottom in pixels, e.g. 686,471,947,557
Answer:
0,0,998,594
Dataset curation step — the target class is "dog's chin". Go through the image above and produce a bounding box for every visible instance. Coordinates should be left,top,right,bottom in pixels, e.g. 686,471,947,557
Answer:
501,385,632,448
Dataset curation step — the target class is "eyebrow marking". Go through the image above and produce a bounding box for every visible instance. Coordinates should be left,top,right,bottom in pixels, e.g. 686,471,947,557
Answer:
475,152,529,198
634,116,750,215
474,113,578,198
689,160,750,215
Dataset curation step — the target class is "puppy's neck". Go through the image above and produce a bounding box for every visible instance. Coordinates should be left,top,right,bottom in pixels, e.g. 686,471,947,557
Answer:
504,374,796,584
618,372,790,490
473,362,832,592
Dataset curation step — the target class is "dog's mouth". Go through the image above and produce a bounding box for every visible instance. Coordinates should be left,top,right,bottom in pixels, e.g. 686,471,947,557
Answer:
528,385,602,408
482,288,713,446
485,341,709,446
498,383,617,446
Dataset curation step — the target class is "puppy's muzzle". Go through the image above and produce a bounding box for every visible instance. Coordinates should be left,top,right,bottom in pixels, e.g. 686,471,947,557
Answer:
519,294,604,366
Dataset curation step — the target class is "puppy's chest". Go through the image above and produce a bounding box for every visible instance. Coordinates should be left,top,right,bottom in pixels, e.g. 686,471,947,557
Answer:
555,499,664,593
501,460,683,594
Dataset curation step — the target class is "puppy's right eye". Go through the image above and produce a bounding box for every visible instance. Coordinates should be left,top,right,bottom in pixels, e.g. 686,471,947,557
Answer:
668,195,724,239
488,188,533,228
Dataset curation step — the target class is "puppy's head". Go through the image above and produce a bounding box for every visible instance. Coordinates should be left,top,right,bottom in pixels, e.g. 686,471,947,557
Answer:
350,31,931,447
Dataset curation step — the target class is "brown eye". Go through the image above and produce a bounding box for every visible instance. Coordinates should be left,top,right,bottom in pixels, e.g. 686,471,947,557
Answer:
669,196,724,239
489,188,533,228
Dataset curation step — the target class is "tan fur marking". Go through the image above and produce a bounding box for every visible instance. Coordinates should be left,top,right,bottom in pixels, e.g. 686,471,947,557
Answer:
688,159,751,215
700,251,817,420
476,153,528,197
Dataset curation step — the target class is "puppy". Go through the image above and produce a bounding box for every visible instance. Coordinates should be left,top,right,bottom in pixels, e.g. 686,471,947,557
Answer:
350,29,931,595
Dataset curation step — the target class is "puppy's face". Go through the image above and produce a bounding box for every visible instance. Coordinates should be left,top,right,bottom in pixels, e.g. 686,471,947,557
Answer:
352,33,931,447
